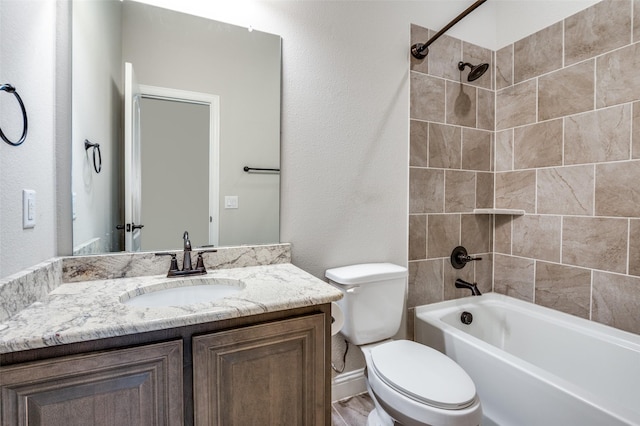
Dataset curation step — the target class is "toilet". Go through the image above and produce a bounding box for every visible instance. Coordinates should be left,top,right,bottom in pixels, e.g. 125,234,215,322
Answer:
326,263,482,426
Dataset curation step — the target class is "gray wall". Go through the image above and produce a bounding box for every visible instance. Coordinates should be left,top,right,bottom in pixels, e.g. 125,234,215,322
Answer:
71,0,122,254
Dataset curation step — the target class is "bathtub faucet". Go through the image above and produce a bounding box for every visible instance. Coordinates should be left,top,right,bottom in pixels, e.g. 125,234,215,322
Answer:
455,279,482,296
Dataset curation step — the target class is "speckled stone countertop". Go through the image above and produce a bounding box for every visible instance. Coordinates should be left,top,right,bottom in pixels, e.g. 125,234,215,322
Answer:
0,245,343,354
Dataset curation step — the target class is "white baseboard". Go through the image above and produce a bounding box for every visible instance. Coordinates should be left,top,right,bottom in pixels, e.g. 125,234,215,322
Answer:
331,367,367,402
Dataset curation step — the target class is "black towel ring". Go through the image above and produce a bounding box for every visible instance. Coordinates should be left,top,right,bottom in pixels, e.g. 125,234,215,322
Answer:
84,139,102,173
0,84,28,147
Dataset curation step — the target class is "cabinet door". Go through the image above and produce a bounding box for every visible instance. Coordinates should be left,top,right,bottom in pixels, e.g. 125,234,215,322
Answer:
0,340,183,426
193,314,326,426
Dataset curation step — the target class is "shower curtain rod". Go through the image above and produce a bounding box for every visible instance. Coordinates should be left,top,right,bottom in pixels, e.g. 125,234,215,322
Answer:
411,0,487,59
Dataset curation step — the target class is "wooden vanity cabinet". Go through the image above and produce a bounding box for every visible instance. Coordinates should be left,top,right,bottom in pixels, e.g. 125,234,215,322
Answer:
0,306,331,426
0,340,184,426
193,313,325,426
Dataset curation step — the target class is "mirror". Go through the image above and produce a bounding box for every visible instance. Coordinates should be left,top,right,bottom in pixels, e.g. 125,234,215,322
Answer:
72,0,281,254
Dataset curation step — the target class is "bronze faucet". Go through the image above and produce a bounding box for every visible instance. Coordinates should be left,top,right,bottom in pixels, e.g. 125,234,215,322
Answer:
155,231,217,277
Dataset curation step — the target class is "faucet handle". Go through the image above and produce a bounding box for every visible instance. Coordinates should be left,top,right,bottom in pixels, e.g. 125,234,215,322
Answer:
155,252,180,272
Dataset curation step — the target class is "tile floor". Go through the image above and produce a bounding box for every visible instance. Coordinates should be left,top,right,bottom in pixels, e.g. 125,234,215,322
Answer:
331,393,374,426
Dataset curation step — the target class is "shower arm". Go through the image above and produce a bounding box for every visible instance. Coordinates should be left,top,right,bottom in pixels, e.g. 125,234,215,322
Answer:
411,0,487,59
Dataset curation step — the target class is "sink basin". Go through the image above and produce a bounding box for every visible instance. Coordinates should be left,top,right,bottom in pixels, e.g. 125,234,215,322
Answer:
121,277,244,307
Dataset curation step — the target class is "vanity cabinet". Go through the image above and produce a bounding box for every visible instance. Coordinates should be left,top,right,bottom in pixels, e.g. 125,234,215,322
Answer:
193,313,325,425
0,306,330,426
0,340,184,426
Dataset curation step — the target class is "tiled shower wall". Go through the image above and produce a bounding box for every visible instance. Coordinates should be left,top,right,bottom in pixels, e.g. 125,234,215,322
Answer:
408,25,495,331
409,0,640,336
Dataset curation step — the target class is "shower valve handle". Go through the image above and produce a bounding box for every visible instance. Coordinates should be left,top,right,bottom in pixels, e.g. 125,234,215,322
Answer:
450,246,481,269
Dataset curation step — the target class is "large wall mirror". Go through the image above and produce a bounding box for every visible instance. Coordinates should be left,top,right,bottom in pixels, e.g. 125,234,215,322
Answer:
72,0,281,254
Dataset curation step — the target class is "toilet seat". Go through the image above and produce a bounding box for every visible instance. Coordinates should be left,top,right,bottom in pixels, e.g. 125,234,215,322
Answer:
369,340,477,410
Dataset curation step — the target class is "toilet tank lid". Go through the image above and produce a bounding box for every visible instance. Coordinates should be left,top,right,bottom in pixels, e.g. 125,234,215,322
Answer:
325,263,407,285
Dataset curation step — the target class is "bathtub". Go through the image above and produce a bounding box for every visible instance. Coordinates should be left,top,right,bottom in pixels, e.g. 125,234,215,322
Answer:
414,293,640,426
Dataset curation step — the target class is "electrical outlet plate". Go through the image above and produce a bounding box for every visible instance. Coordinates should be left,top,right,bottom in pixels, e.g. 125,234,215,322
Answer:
224,196,238,209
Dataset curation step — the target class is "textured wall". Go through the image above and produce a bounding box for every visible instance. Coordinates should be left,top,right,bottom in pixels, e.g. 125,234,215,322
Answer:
0,0,57,278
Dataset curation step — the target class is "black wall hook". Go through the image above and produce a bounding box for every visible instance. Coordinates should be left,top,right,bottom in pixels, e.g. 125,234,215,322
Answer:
0,83,28,146
84,139,102,173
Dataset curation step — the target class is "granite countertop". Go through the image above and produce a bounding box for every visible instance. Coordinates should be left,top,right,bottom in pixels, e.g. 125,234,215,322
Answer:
0,263,343,354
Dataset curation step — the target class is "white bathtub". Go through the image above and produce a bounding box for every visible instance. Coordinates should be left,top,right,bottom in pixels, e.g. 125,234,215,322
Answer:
414,293,640,426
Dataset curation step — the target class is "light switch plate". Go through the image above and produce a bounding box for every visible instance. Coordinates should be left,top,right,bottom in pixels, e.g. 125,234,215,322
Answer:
23,189,36,229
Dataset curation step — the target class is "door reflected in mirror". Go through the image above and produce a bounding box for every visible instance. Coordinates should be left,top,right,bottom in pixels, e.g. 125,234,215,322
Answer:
72,0,281,255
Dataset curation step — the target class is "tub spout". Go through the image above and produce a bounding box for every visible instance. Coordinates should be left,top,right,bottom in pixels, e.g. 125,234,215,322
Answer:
455,278,482,296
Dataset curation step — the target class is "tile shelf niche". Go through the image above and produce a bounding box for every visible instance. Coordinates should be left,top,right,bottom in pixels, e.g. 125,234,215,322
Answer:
473,208,525,215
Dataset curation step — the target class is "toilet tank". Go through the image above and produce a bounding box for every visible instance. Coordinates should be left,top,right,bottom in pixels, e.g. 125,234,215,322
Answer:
326,263,407,345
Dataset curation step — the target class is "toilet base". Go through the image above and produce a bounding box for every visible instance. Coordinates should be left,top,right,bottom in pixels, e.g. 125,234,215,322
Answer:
366,408,393,426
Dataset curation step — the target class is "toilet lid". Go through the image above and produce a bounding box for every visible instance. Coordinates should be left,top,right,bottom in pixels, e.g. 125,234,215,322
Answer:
370,340,477,410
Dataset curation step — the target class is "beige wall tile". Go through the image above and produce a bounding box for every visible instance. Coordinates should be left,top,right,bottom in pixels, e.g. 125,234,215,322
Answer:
494,254,534,302
409,168,444,214
537,165,594,215
410,24,429,75
445,170,476,213
461,214,492,255
496,44,513,90
535,262,591,319
597,43,640,108
410,120,428,167
494,215,512,254
633,101,640,159
565,0,631,66
539,60,595,121
628,219,640,276
495,130,513,172
428,33,462,81
462,128,492,171
411,72,445,122
409,215,426,261
408,259,444,307
514,119,563,169
563,216,628,273
428,123,461,169
477,89,495,131
595,161,640,217
565,105,631,165
474,252,493,294
494,170,536,212
496,80,537,130
462,42,493,90
512,215,561,262
476,172,494,209
635,0,640,42
446,81,477,127
514,21,563,83
427,214,460,259
593,271,640,334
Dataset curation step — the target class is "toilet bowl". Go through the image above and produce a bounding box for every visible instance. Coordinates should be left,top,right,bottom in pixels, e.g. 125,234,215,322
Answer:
326,263,482,426
362,340,481,426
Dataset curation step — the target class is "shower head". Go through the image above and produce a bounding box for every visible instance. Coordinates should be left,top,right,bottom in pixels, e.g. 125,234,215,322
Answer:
458,61,489,82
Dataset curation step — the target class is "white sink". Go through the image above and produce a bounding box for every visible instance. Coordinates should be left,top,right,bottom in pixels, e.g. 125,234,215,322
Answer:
121,277,244,307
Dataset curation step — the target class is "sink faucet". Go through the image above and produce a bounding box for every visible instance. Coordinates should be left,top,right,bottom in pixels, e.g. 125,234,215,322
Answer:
455,278,482,296
155,231,217,277
183,231,192,271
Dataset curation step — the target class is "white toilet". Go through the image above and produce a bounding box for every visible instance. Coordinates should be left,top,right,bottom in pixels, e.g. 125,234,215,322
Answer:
326,263,482,426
